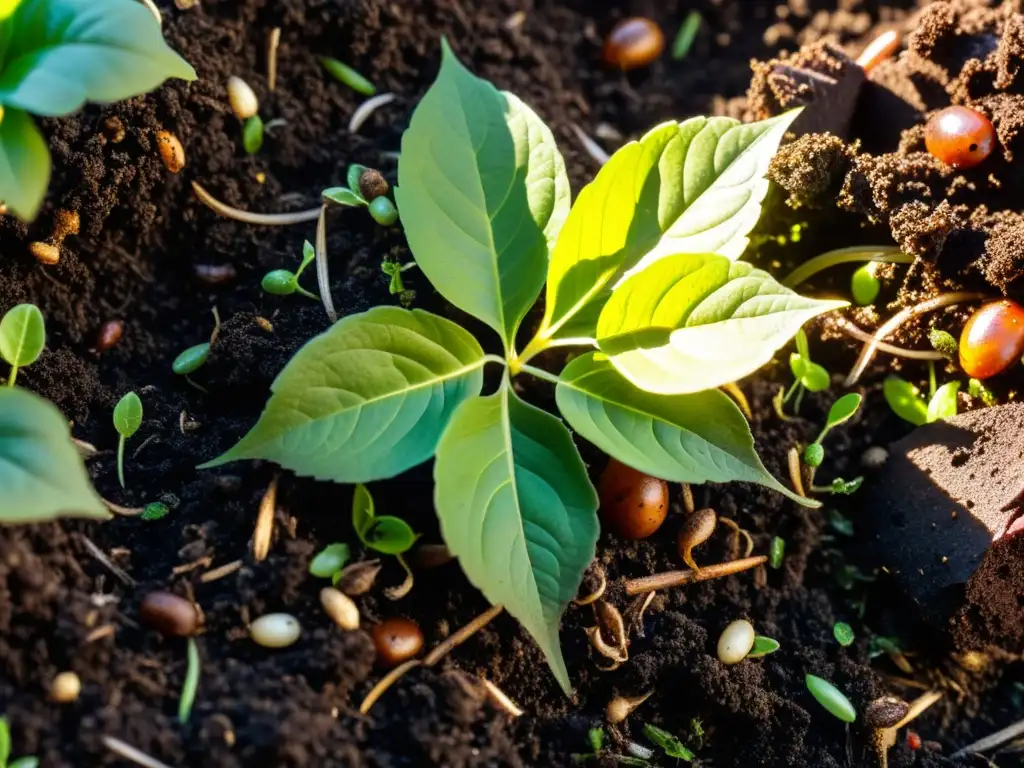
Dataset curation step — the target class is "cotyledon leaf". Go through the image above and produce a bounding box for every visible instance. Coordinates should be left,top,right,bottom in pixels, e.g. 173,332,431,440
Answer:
555,353,816,507
395,39,570,350
534,110,801,344
433,380,599,693
597,253,847,395
0,108,50,222
199,307,486,483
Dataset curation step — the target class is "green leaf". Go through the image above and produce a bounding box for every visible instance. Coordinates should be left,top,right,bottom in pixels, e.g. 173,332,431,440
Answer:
0,0,195,116
536,111,801,343
555,352,816,507
346,164,368,192
834,622,854,646
434,381,599,693
395,39,570,349
10,757,40,768
0,303,45,367
596,253,846,395
795,328,810,359
0,107,49,221
642,724,694,761
322,187,366,207
825,393,861,428
364,516,418,555
0,386,108,523
926,381,960,423
243,115,263,155
801,361,830,393
0,715,10,767
351,483,374,538
200,307,486,483
113,391,142,438
883,376,927,426
747,635,780,658
309,543,350,578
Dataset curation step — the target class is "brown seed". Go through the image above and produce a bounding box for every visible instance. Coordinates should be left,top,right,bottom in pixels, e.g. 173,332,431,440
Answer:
605,691,651,724
193,263,238,284
358,168,390,202
598,459,669,540
139,591,200,637
155,130,185,173
677,508,717,571
335,560,382,596
50,671,82,703
96,320,124,351
865,696,911,729
29,241,60,265
254,316,274,333
602,17,665,71
371,617,424,668
103,116,126,143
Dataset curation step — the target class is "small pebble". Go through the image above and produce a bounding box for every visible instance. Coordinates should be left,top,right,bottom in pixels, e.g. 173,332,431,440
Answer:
250,613,301,648
193,264,238,284
29,241,60,265
50,671,81,703
103,116,126,143
139,591,199,637
97,320,124,351
226,76,259,120
320,587,360,631
717,619,755,664
861,446,888,469
155,130,185,173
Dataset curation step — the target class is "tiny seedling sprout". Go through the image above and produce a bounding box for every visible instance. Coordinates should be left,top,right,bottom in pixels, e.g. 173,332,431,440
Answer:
570,728,605,763
0,303,46,388
309,543,351,580
262,240,319,299
642,723,695,761
243,115,264,155
770,536,785,569
775,330,829,418
322,164,400,228
747,636,781,658
806,674,857,723
352,484,418,599
321,57,376,96
0,715,39,768
113,391,143,488
172,307,221,390
381,261,417,295
142,502,170,521
883,374,959,427
178,637,200,724
834,622,855,647
803,393,862,468
671,11,702,60
851,262,882,306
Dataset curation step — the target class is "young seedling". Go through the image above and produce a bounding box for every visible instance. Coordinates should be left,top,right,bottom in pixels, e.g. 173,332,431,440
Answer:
805,674,857,723
178,637,200,724
113,391,143,488
262,240,319,299
747,635,781,658
322,166,401,227
642,723,695,761
570,727,605,763
321,57,376,95
883,372,959,427
172,307,221,391
834,622,855,647
774,329,830,418
243,115,264,155
0,715,39,768
381,260,417,296
802,393,862,468
352,484,418,599
0,303,45,387
309,543,351,581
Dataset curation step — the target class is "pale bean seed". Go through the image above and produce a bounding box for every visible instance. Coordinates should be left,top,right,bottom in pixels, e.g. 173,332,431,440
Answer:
717,619,755,664
250,613,301,648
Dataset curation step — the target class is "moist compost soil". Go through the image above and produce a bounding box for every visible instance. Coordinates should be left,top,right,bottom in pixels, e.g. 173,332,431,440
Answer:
2,1,1023,767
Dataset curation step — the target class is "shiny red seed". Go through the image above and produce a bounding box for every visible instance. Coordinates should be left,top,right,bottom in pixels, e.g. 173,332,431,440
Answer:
907,731,922,750
598,459,668,540
371,617,423,668
602,17,664,71
958,299,1024,380
924,106,995,169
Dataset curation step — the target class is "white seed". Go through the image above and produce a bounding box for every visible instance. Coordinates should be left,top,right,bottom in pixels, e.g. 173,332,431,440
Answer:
50,671,82,702
320,587,359,631
717,619,755,664
861,446,889,470
250,613,301,648
227,76,259,121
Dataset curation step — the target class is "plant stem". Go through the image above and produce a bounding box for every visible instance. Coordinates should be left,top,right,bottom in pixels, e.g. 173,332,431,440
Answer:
794,385,806,414
295,286,320,300
781,246,912,289
482,354,508,368
928,361,937,397
518,364,561,386
624,555,767,595
314,204,337,323
7,366,16,387
117,435,126,489
782,380,800,404
178,637,200,724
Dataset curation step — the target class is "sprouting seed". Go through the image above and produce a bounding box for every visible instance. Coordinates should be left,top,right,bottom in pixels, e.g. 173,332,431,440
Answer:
747,636,781,658
606,692,651,724
262,240,319,299
368,197,399,227
806,674,857,722
770,536,785,569
243,115,264,155
321,57,376,95
358,168,390,201
0,303,45,387
113,391,143,488
834,622,855,647
142,502,170,521
226,76,259,120
309,543,351,579
677,507,716,571
334,559,382,595
173,343,210,375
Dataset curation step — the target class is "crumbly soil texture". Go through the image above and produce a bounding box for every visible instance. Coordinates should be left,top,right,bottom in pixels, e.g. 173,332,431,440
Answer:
2,1,1024,767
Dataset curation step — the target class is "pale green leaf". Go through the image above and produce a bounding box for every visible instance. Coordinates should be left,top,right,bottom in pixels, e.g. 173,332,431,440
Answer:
536,111,800,343
352,483,374,538
0,108,50,221
926,381,960,423
434,381,599,693
825,393,861,428
0,715,10,766
555,353,817,507
364,516,417,555
395,39,570,348
597,253,846,395
199,307,486,482
10,757,40,768
883,376,927,427
802,361,830,393
113,391,142,438
0,387,109,523
322,187,365,207
0,303,45,367
0,0,196,116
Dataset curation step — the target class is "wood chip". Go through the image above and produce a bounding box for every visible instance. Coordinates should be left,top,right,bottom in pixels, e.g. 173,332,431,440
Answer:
199,559,244,583
253,474,278,562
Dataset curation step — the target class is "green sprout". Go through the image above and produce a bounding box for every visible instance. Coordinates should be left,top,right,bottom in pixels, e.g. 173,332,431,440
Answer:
968,377,996,406
243,115,264,155
178,637,200,724
811,477,863,496
172,307,220,391
642,723,695,761
141,502,170,521
928,328,958,359
805,674,856,723
833,622,854,647
747,635,781,659
770,536,785,569
883,372,959,427
0,715,39,768
671,11,702,60
0,303,45,388
774,330,830,418
309,543,351,580
262,240,319,299
850,262,881,306
322,164,400,228
803,393,862,468
570,727,605,763
352,484,418,596
112,391,143,488
321,57,376,96
381,260,417,295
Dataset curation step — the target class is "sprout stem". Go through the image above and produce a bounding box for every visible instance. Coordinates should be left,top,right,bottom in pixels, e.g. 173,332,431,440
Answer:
102,498,144,516
349,93,397,134
101,736,174,768
7,366,17,387
117,435,127,488
569,123,610,165
952,714,1024,757
721,382,752,419
267,28,281,92
481,677,524,717
423,604,504,666
178,637,200,724
782,246,912,289
845,291,988,385
314,204,337,323
624,555,767,595
834,318,944,361
518,363,561,385
192,182,321,226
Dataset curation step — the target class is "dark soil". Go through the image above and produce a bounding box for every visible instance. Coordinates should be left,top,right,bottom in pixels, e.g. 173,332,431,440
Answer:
2,1,1023,767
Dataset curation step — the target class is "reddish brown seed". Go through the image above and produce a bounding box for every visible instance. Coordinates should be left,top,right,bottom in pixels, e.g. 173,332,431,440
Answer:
677,508,717,570
97,320,124,351
193,263,238,284
958,299,1024,379
924,106,995,169
598,459,668,540
371,617,424,668
907,731,922,750
139,591,200,637
602,17,664,71
155,130,186,173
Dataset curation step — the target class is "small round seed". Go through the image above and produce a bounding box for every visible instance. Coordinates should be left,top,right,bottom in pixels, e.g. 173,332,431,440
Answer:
864,696,910,729
139,591,200,637
368,197,399,227
155,130,185,173
250,613,301,648
677,508,717,570
97,320,124,351
320,587,360,631
29,241,60,265
371,617,423,668
226,76,259,121
358,168,390,202
172,343,210,375
335,560,382,596
717,619,755,664
50,671,82,703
